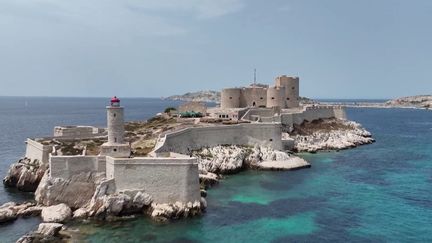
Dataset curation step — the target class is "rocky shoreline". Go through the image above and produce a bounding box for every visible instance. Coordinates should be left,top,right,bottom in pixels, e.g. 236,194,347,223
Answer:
291,118,375,153
1,117,376,242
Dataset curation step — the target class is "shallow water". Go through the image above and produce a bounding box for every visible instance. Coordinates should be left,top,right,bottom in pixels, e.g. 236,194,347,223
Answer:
0,97,183,242
0,98,431,242
78,108,432,242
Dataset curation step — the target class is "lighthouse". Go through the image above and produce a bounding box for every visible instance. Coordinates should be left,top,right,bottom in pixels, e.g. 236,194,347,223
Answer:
100,96,131,158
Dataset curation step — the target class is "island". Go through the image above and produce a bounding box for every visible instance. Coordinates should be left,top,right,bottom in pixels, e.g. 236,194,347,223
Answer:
1,75,375,242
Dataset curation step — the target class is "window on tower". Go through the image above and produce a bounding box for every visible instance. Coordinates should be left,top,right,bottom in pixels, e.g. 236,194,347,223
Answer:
113,113,116,117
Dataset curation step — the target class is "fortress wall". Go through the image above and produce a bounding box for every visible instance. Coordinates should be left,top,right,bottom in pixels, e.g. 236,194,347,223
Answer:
106,156,200,204
267,86,286,108
241,107,281,121
178,102,207,114
281,106,346,126
53,126,103,138
25,138,53,165
333,106,347,119
240,87,267,107
221,88,241,108
155,123,283,154
50,155,105,179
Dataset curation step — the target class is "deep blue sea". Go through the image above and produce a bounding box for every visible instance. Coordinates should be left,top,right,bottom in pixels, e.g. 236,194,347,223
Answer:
1,97,431,242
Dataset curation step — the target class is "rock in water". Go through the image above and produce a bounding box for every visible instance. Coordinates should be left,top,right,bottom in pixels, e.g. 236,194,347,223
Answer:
3,158,47,192
291,118,375,152
16,223,66,243
194,145,310,174
41,204,72,223
0,207,17,223
0,201,41,223
36,171,105,209
37,223,63,236
150,200,203,222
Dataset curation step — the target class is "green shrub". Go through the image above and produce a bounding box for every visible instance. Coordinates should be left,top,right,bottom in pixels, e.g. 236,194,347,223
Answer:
164,107,177,113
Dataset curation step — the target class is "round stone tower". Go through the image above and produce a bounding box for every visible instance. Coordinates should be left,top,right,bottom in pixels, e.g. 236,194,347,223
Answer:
266,86,286,108
221,88,242,108
100,96,131,158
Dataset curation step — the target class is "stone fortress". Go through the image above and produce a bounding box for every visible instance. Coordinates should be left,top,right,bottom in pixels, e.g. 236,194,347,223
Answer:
221,75,300,109
25,97,201,206
19,74,346,210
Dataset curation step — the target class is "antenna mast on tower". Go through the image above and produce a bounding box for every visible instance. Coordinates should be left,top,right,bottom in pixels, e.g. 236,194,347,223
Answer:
254,68,256,87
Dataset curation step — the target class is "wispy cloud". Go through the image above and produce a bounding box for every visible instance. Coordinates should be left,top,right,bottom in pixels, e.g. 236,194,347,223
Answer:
0,0,245,36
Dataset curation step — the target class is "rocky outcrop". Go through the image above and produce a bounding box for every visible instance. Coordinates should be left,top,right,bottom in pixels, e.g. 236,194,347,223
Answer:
86,190,153,219
0,201,41,224
164,90,221,103
193,145,310,174
199,172,220,189
16,223,67,243
37,223,64,236
34,170,204,222
41,204,72,223
0,203,17,223
150,199,205,222
385,95,432,108
35,171,106,209
291,119,375,153
3,158,47,192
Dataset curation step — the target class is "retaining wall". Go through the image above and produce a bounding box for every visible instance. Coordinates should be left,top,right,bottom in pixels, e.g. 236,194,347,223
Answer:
25,139,53,165
54,126,104,139
281,106,346,127
50,155,106,179
106,155,200,204
155,123,283,154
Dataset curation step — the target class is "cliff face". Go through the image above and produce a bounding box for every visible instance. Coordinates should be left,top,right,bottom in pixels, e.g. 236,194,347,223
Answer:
165,90,315,105
164,91,221,103
385,95,432,108
290,118,375,152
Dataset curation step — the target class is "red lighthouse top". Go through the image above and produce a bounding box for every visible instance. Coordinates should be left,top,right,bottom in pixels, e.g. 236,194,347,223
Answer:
110,96,120,106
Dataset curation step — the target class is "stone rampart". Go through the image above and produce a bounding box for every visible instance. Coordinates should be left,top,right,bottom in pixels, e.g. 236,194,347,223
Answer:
53,126,105,139
155,123,283,154
49,155,106,179
106,154,200,204
281,106,347,127
25,138,53,165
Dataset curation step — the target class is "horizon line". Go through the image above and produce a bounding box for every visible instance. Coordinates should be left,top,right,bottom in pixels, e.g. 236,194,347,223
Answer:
0,95,394,100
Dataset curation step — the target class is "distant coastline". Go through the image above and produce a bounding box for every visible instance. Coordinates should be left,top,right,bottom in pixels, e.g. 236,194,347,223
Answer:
165,91,431,110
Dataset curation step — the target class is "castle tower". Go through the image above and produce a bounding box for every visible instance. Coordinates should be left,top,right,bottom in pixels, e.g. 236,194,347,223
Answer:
100,96,131,158
275,75,300,108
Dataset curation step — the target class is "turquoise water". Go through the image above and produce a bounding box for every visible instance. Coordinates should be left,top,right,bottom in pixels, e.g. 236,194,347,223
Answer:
78,108,432,242
0,98,431,242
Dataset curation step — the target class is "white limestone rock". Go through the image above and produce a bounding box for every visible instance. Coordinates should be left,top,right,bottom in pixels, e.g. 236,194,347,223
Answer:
292,119,375,153
0,207,16,223
194,145,250,174
41,203,72,223
199,172,220,188
87,190,153,218
3,158,47,192
150,199,203,222
72,208,89,219
194,145,310,173
258,157,310,170
35,171,105,209
0,201,41,223
37,223,63,236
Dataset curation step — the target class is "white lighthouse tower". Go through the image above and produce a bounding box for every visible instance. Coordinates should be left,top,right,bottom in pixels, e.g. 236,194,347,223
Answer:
100,96,131,158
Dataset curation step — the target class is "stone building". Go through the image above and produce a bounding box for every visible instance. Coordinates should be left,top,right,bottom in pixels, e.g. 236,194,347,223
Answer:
178,101,207,115
221,75,300,109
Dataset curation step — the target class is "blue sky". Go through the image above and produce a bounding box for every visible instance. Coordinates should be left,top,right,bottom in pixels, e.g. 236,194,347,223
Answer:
0,0,430,99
